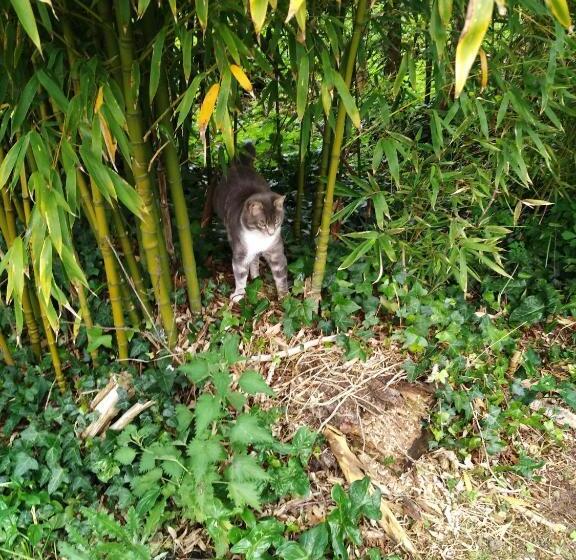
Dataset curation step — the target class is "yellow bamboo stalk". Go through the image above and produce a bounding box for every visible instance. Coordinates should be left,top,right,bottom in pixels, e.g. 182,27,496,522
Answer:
90,178,129,360
0,328,14,366
113,0,175,346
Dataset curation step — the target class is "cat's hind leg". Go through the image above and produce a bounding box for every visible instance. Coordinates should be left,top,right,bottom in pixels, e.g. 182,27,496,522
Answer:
249,256,260,279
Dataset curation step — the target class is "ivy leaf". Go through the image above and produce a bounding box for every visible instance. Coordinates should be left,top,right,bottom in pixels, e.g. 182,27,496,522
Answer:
47,466,66,494
299,522,329,560
13,452,39,477
238,370,274,396
509,295,546,325
230,414,275,446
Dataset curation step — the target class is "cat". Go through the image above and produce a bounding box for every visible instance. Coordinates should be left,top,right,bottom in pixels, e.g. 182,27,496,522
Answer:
213,142,288,302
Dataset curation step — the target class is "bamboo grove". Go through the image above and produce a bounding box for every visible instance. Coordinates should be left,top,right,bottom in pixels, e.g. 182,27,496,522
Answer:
0,0,573,387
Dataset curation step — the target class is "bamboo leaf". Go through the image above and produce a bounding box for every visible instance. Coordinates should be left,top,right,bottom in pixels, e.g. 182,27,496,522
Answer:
479,48,488,90
198,83,220,133
42,190,63,255
230,64,254,96
11,75,39,135
37,70,69,112
339,238,376,270
295,1,306,40
137,0,152,17
296,54,309,121
149,29,166,104
198,82,220,161
182,30,193,82
103,84,126,127
475,99,489,139
496,91,509,129
372,140,384,173
286,0,305,22
196,0,209,31
392,53,408,98
249,0,268,35
438,0,453,26
372,192,390,229
544,0,572,29
0,135,29,190
217,24,240,65
379,235,397,262
107,170,142,218
458,250,468,293
79,145,116,203
477,253,511,278
6,237,26,305
455,0,494,98
168,0,177,18
39,238,52,305
176,74,204,128
320,80,332,117
381,138,400,188
9,0,42,53
330,70,361,129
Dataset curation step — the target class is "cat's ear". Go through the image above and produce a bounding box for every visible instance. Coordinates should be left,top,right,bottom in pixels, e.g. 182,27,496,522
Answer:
247,200,263,215
274,195,286,209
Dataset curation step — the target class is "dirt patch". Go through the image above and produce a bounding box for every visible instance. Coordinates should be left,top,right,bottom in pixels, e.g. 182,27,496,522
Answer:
252,338,576,560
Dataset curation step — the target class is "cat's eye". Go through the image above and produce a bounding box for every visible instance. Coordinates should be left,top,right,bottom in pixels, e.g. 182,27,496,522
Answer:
258,220,265,227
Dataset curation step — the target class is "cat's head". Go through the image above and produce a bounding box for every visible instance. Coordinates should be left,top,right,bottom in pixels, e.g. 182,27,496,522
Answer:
242,193,286,236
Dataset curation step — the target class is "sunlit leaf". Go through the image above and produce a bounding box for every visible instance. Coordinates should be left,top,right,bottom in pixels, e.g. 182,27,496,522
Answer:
296,54,309,121
39,238,52,305
10,0,42,53
176,73,204,128
230,64,254,96
455,0,494,98
544,0,572,29
330,70,361,129
196,0,209,31
249,0,268,35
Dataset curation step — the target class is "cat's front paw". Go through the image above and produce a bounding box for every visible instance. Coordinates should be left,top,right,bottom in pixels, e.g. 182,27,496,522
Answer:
230,290,245,303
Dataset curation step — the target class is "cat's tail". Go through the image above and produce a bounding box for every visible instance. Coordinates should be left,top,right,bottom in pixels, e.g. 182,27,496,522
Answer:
236,141,256,167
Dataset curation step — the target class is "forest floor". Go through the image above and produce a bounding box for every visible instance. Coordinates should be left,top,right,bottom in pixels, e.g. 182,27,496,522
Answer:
169,283,576,560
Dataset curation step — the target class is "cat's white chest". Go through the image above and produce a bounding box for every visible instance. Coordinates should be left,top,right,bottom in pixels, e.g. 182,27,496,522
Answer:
240,229,279,261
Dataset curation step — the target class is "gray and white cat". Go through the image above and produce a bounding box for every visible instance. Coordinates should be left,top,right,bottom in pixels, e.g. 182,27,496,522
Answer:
213,143,288,302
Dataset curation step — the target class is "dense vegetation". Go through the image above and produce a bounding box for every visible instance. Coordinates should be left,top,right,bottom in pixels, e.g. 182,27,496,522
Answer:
0,0,575,558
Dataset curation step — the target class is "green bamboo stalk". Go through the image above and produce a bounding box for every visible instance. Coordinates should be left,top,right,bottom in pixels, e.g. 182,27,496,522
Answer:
153,70,202,313
293,138,307,240
311,119,332,236
75,278,98,363
111,206,153,318
90,178,129,359
310,0,369,300
119,275,141,328
113,0,176,346
0,327,14,366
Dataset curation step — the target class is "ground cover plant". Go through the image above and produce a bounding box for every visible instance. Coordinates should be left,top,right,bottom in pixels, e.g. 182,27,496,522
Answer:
0,0,575,558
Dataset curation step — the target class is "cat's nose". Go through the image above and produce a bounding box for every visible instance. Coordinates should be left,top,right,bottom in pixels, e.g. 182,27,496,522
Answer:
267,226,275,235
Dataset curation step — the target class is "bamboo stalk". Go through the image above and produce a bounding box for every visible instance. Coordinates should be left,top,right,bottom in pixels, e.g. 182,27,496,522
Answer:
153,69,202,313
90,178,129,360
0,328,14,366
310,0,369,300
0,161,43,361
293,139,307,240
110,206,153,318
311,119,332,235
113,0,176,346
